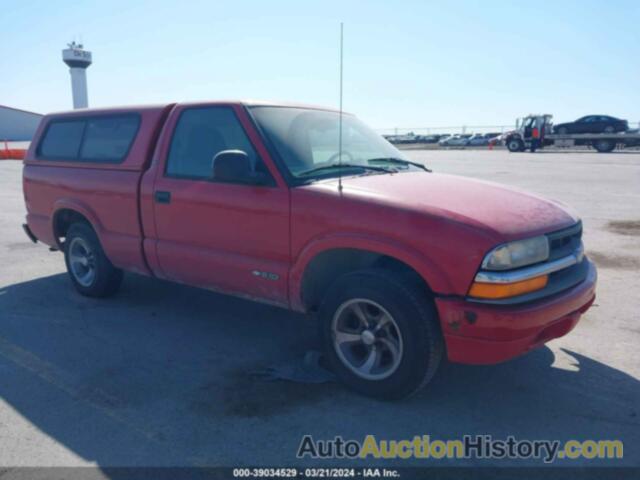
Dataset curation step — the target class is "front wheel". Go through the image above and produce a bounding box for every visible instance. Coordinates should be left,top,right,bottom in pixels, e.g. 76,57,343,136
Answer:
64,223,123,297
507,137,525,152
319,269,443,400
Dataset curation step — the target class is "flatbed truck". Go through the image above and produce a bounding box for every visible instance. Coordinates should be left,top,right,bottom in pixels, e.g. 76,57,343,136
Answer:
505,114,640,153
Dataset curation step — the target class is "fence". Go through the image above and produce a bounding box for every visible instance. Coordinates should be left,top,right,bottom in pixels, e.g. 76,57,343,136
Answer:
0,141,29,160
376,125,516,137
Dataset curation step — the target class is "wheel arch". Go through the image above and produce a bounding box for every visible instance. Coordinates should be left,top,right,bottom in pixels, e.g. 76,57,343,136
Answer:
290,235,452,313
51,199,104,248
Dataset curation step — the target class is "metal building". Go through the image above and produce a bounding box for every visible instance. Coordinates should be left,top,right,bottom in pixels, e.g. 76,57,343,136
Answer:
0,105,43,141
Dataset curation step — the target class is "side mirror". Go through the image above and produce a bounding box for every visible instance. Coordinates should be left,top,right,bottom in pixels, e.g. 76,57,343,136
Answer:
212,150,270,185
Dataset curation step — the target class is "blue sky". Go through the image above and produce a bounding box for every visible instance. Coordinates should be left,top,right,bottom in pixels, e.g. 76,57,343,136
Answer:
2,0,638,130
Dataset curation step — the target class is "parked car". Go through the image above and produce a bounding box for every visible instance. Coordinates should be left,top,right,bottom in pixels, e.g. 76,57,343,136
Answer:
554,115,629,135
22,101,596,399
385,133,418,144
467,134,490,146
439,134,471,146
488,134,505,147
416,134,441,144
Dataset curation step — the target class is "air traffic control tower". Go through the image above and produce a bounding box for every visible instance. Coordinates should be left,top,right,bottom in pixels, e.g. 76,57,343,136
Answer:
62,42,92,109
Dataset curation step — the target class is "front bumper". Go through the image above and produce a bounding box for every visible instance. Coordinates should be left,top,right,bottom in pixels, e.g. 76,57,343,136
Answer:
435,259,597,365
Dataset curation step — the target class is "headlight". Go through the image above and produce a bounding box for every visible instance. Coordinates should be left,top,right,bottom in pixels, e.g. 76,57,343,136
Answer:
481,236,549,271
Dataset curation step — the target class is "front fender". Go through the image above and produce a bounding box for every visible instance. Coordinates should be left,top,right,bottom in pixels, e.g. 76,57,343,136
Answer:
288,233,454,312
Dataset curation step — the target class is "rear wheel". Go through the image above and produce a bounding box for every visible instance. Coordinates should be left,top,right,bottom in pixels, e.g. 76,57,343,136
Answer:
507,137,525,152
319,269,443,400
64,223,123,297
557,126,569,135
594,139,616,153
604,125,615,133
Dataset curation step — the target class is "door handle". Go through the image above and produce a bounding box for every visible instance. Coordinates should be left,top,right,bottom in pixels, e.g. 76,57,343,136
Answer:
154,191,171,204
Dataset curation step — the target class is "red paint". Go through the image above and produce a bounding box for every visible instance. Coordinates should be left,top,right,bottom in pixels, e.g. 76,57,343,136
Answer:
23,100,597,364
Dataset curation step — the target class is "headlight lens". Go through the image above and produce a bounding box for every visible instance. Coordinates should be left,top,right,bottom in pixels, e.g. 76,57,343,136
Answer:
481,236,549,271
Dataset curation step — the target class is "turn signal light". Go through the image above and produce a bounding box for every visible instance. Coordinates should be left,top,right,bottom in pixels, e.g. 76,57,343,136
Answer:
468,275,548,299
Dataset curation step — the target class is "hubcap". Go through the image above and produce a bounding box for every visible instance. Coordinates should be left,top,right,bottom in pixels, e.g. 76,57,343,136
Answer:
331,299,403,380
361,330,375,345
68,237,96,287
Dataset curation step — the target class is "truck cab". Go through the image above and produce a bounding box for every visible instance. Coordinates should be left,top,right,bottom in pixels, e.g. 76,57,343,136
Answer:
505,114,553,152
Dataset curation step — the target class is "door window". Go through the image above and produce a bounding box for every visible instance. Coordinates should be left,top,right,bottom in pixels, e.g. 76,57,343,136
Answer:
165,107,271,183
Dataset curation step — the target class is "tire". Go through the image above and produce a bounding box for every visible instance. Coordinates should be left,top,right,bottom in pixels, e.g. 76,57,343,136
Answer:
319,269,443,400
594,140,615,153
507,137,524,152
64,223,123,297
603,125,615,133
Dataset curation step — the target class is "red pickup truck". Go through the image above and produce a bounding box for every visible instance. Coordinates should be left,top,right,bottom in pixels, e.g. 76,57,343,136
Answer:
22,101,596,399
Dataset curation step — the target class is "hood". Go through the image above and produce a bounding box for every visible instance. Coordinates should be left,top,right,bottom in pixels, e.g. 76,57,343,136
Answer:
312,172,578,241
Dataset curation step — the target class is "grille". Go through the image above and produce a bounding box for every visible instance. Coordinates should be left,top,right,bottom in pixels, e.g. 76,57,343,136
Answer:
546,221,582,261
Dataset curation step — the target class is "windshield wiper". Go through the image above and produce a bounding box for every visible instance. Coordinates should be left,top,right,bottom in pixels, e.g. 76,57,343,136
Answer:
297,163,394,177
367,157,431,172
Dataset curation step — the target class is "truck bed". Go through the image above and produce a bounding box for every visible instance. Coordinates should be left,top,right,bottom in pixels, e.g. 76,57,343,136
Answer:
23,104,174,275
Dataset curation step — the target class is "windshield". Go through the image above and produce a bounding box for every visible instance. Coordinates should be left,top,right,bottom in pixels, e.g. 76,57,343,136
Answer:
250,106,421,181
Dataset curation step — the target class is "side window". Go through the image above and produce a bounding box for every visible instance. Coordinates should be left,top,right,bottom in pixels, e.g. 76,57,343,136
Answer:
80,116,140,162
38,121,85,159
37,115,140,162
166,107,271,183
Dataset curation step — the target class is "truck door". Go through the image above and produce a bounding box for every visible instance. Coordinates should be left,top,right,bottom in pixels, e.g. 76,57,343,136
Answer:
523,117,534,139
148,105,290,305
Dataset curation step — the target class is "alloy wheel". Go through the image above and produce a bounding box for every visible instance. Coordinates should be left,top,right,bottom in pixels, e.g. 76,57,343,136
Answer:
331,298,404,380
68,237,97,287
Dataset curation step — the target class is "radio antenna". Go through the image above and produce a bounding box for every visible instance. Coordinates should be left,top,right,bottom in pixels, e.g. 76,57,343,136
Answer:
338,22,344,192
